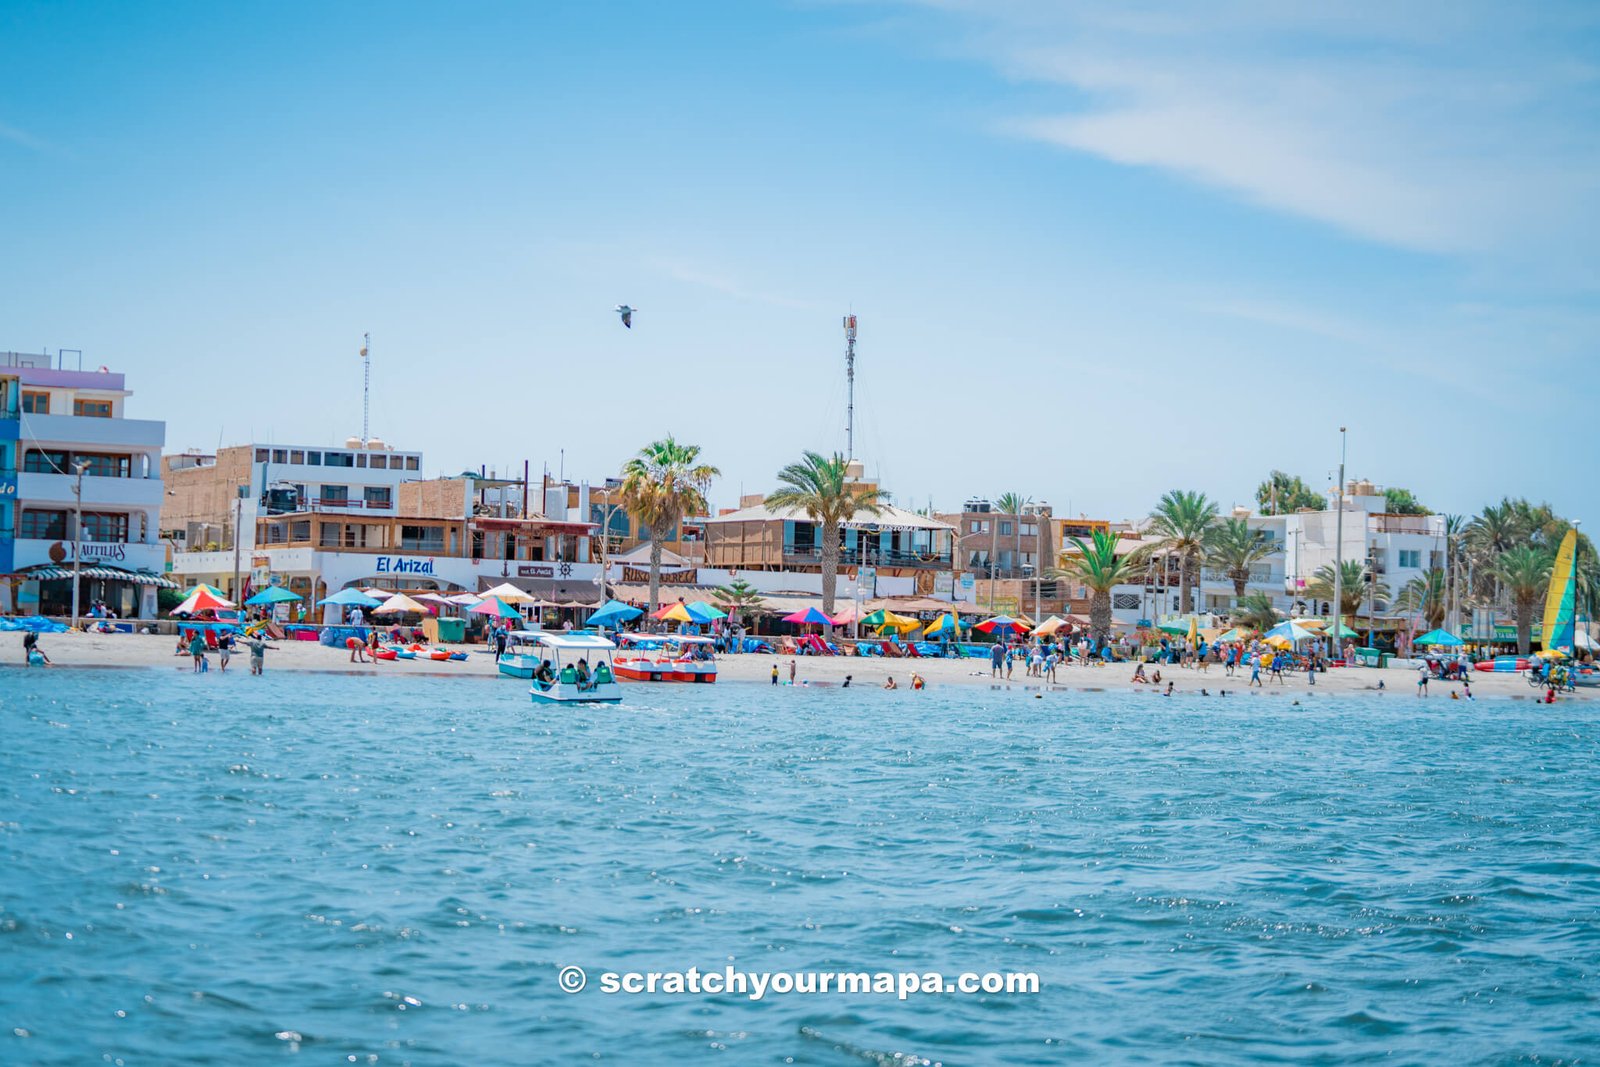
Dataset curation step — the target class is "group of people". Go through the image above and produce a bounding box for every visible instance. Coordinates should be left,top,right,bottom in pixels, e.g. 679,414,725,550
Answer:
177,627,273,674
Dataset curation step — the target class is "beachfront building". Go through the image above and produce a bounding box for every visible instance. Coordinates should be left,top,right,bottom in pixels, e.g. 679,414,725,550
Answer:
1,351,172,618
941,499,1054,580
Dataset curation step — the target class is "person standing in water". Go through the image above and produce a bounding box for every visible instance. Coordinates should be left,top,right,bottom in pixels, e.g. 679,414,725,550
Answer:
189,631,207,673
247,633,270,675
771,663,779,685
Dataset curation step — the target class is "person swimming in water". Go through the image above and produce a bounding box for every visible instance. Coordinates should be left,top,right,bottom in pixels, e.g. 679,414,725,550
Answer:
883,676,898,690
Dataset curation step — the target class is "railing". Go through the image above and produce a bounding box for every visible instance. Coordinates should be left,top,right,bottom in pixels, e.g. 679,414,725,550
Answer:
783,545,953,568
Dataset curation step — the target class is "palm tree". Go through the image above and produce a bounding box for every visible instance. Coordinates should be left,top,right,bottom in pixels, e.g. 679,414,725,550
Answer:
1050,529,1137,642
1443,513,1467,624
711,577,765,634
1494,546,1553,655
767,451,885,617
1146,490,1219,615
995,491,1031,579
1396,569,1447,630
1306,560,1389,619
619,437,719,620
1206,517,1276,600
1228,593,1280,634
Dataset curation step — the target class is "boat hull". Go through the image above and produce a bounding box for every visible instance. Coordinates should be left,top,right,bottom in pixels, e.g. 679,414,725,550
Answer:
529,680,623,703
614,657,717,683
497,657,536,679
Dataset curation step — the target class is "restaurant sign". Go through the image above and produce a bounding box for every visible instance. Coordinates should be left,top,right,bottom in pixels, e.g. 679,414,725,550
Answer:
49,540,128,563
622,565,698,585
374,556,436,575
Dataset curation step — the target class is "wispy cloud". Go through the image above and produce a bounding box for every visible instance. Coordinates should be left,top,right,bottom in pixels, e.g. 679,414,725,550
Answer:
915,1,1600,260
0,119,46,151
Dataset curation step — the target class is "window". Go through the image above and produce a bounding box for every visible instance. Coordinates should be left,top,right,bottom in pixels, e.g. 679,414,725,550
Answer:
20,509,67,539
77,453,131,478
79,512,129,542
73,398,112,418
289,520,311,541
405,456,419,471
970,520,989,534
1021,522,1038,537
321,485,348,505
355,453,367,468
364,486,392,508
21,391,49,414
270,449,287,464
263,523,287,544
289,450,304,464
368,453,387,470
23,449,67,474
1397,549,1421,569
324,452,354,467
401,525,445,552
999,521,1013,536
306,451,322,466
255,448,269,463
319,523,341,547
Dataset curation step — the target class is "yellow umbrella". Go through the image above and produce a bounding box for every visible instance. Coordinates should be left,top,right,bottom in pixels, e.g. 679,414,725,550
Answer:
372,593,431,615
881,611,921,634
1262,634,1293,651
655,603,695,623
922,613,963,638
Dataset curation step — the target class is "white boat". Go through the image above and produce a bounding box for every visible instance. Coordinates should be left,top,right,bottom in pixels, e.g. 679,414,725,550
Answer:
613,633,718,683
525,631,623,703
496,629,546,680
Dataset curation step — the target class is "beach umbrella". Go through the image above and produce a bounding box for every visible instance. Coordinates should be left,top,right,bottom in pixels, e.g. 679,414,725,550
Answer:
974,614,1029,635
1265,620,1317,644
1262,634,1294,651
173,586,236,615
182,583,228,599
372,593,433,615
1415,628,1463,647
1032,615,1068,636
479,582,536,604
783,607,837,626
318,588,384,608
830,604,860,625
360,587,394,598
654,602,696,623
1157,620,1189,636
686,601,727,622
588,599,644,628
244,586,301,606
468,596,524,620
923,613,963,638
446,593,482,606
880,611,922,634
860,608,889,627
1214,627,1243,643
413,592,454,604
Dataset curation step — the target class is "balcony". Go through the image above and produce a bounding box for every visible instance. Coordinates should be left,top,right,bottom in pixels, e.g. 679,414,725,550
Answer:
1371,514,1435,535
783,544,953,570
17,471,165,508
19,413,163,449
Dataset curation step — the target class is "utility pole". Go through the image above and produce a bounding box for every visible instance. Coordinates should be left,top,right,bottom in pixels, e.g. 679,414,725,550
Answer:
70,460,87,630
843,314,857,460
232,484,246,605
1332,427,1347,657
359,333,371,445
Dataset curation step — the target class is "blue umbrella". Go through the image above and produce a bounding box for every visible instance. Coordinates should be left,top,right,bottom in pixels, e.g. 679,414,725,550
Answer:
318,588,383,608
588,599,644,628
1415,628,1463,647
245,586,302,606
685,601,727,622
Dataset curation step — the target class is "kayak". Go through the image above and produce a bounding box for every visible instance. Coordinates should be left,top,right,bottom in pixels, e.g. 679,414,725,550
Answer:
1475,656,1529,673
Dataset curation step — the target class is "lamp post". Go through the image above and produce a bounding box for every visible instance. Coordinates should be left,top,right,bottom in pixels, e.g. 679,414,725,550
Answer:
1331,427,1347,661
69,460,88,630
232,484,247,605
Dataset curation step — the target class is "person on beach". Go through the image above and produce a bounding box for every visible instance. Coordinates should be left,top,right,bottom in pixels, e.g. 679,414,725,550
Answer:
246,633,271,675
788,659,797,685
495,627,509,662
1416,661,1429,697
883,676,898,689
190,631,207,673
990,642,1004,677
911,673,925,690
771,663,779,685
346,636,368,664
217,631,234,671
1249,655,1263,687
22,630,50,666
1132,662,1148,684
1164,681,1175,697
842,674,852,688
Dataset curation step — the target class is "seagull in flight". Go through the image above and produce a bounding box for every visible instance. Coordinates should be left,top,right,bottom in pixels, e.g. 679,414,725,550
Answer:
614,305,635,329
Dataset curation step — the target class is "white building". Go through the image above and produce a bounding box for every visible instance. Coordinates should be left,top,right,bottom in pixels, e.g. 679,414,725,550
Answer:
2,352,172,618
1283,481,1445,613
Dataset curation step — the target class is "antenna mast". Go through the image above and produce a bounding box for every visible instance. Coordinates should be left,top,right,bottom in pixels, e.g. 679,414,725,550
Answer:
360,333,371,445
843,314,857,459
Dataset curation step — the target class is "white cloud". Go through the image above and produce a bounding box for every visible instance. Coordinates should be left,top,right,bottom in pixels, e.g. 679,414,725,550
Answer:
918,1,1600,259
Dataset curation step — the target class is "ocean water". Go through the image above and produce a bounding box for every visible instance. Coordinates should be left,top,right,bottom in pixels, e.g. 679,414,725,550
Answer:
2,669,1598,1066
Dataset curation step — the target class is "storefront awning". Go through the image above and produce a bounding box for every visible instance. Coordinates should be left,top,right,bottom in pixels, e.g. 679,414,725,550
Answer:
13,565,180,588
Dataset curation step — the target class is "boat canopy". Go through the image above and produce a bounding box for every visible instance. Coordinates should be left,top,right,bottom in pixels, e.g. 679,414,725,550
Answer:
527,631,618,651
619,633,716,646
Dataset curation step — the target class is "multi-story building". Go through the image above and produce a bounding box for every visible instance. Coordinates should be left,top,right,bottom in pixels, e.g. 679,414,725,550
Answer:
1283,480,1446,619
2,351,171,618
942,499,1054,579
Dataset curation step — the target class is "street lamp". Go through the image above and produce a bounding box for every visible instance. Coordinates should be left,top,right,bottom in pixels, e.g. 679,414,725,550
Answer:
232,484,247,605
1331,427,1347,659
69,460,88,630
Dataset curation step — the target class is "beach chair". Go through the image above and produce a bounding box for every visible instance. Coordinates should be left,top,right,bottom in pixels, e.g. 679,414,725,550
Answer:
204,629,220,650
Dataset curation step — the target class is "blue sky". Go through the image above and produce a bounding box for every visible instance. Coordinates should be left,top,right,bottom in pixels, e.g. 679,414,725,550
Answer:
3,0,1597,524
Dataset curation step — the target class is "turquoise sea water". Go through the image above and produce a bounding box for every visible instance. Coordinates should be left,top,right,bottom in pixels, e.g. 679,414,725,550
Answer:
2,669,1599,1065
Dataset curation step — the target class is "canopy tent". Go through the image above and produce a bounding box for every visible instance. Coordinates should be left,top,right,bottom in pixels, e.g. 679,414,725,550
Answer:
371,593,433,615
319,588,384,608
244,586,301,606
974,614,1029,635
588,600,644,628
1415,628,1464,647
468,596,524,620
783,607,838,627
173,587,235,616
479,582,537,605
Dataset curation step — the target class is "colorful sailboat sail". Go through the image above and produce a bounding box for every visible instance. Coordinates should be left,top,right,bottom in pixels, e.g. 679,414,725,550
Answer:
1540,529,1578,656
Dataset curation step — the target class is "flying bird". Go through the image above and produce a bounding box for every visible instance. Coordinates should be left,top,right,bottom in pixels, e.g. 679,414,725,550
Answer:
614,305,635,329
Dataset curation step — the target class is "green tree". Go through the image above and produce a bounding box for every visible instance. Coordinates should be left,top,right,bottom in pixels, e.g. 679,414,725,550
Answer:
995,491,1032,579
1396,568,1447,631
1382,487,1431,515
1493,546,1553,655
1255,471,1323,515
619,437,719,621
1050,529,1138,642
767,451,886,617
1306,560,1390,618
711,577,766,632
1228,593,1280,634
1206,517,1276,599
1146,490,1219,614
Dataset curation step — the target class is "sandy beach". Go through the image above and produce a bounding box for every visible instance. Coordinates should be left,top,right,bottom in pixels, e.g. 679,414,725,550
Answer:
5,630,1581,701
